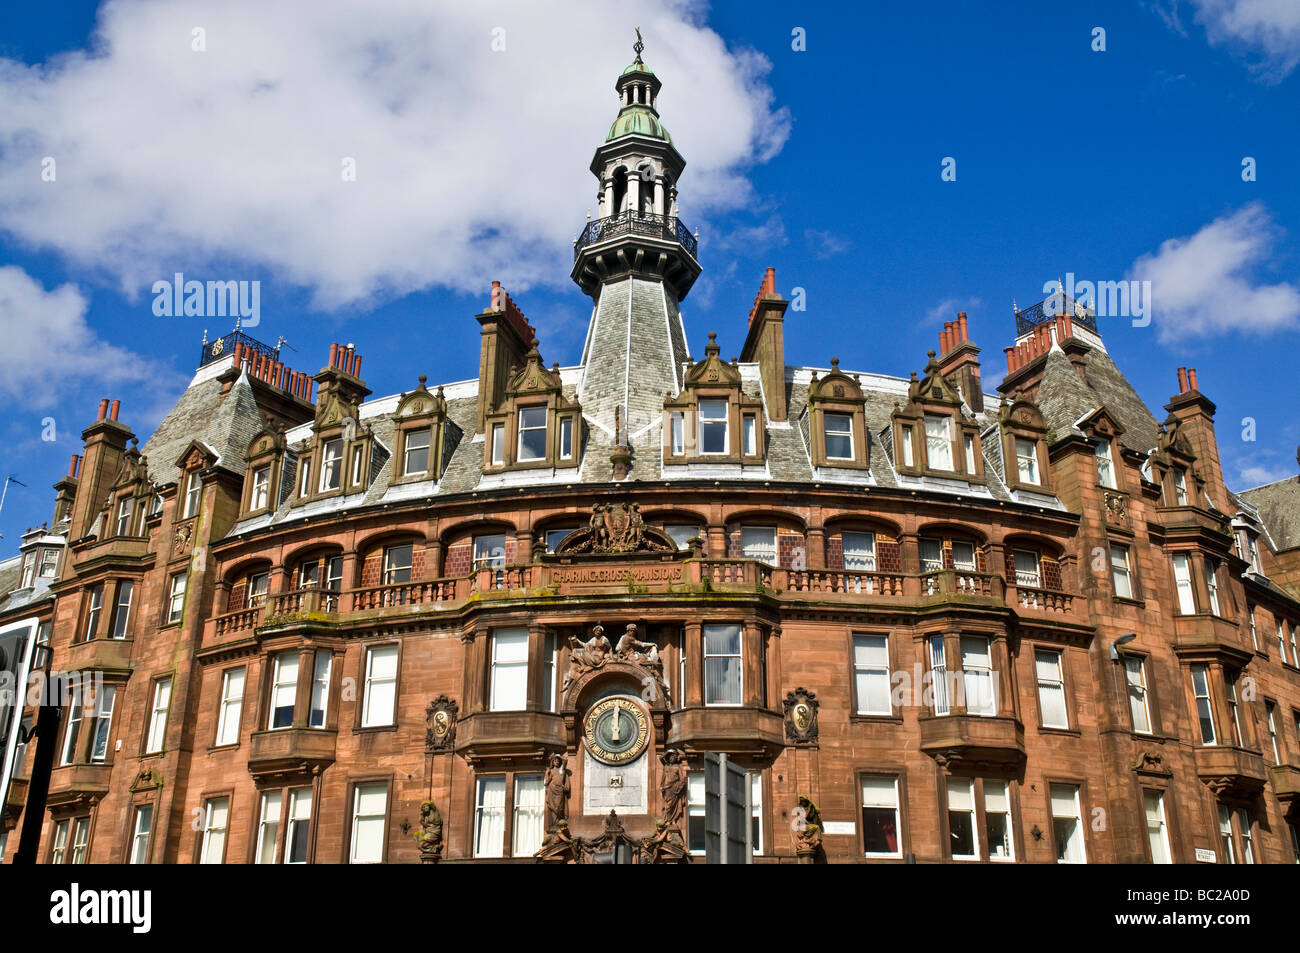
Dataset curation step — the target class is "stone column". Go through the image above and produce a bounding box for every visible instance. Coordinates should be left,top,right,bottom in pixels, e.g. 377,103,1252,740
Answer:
683,622,703,706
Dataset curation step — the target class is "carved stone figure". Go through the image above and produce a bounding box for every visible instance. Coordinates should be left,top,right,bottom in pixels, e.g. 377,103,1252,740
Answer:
544,753,571,830
562,625,612,693
416,800,443,862
614,623,661,671
555,502,675,554
535,819,580,864
659,749,689,828
793,795,824,862
643,820,690,864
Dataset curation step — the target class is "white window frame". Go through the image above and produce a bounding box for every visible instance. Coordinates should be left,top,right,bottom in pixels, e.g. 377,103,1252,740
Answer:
84,583,104,640
823,412,853,460
383,543,413,584
1125,656,1151,734
1035,648,1069,729
985,779,1014,862
199,797,229,864
145,676,172,753
309,651,331,728
924,415,953,470
740,526,777,565
361,644,399,727
1094,440,1115,489
318,438,343,491
559,417,573,460
512,774,546,857
929,634,949,716
251,466,270,510
1110,543,1133,599
960,635,995,716
473,776,506,858
1145,790,1171,864
861,775,903,859
268,650,298,730
669,411,685,455
489,628,528,712
472,534,505,571
516,406,548,462
946,777,979,861
702,623,743,707
1203,558,1221,616
842,531,877,571
183,470,202,519
491,423,505,465
88,684,117,763
349,782,388,864
167,572,187,624
115,497,134,537
698,399,729,455
1172,553,1196,615
1013,549,1040,588
1191,663,1216,745
900,425,915,468
129,804,153,864
1015,436,1038,484
216,667,245,746
1050,783,1086,864
743,413,758,456
1172,467,1188,505
852,633,891,716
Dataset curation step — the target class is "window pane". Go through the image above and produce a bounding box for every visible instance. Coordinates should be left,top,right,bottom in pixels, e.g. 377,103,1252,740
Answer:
490,628,528,711
1015,437,1038,483
512,775,545,856
824,413,852,459
1125,658,1150,733
947,779,977,858
861,776,900,855
1145,791,1171,864
363,644,399,727
1050,784,1084,863
474,777,506,857
473,534,505,570
517,406,547,461
256,791,282,864
925,416,952,469
699,399,728,454
740,526,777,564
842,531,876,570
404,428,431,475
350,783,387,864
703,624,742,705
853,634,891,715
1035,649,1068,728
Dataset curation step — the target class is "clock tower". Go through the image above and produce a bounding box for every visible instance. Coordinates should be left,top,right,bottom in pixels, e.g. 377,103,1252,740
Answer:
571,32,700,478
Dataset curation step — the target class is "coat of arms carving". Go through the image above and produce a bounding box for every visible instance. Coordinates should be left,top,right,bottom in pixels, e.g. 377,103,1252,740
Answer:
783,687,820,747
554,502,675,555
425,695,458,752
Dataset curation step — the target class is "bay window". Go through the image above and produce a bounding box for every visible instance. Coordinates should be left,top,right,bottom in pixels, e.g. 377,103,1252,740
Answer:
1171,553,1195,614
1203,559,1221,615
1190,663,1216,745
947,778,978,860
512,775,545,857
115,497,134,536
1172,467,1188,505
88,685,117,762
489,628,528,711
929,635,949,715
269,651,299,729
961,635,995,715
703,623,742,706
309,651,331,727
473,777,506,857
109,581,132,639
84,583,104,640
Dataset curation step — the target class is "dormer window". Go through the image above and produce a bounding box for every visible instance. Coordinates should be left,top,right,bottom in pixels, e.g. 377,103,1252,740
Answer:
699,399,728,454
403,428,430,476
900,426,915,467
1172,467,1188,505
517,406,547,461
1015,437,1039,484
247,466,268,509
491,425,505,465
320,439,343,491
20,553,35,588
1094,440,1115,489
183,471,202,519
560,418,574,460
350,445,365,485
924,416,953,470
743,413,758,456
824,413,853,460
115,497,134,537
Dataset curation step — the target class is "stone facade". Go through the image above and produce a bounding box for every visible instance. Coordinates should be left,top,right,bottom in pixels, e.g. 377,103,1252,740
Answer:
3,49,1300,866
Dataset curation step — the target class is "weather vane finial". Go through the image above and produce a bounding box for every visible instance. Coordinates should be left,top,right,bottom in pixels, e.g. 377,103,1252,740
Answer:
633,27,644,61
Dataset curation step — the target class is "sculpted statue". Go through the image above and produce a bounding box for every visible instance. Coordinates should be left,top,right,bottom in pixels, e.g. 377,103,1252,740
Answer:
588,503,609,549
562,624,612,694
659,749,689,828
614,623,661,671
793,795,824,859
416,800,443,861
643,820,689,864
535,819,580,864
544,753,571,831
555,502,674,554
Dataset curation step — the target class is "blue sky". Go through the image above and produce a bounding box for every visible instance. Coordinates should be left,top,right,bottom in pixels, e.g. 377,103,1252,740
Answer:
1,0,1297,547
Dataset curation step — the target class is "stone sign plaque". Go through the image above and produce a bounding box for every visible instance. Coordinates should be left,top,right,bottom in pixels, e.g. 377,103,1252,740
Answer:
583,747,648,814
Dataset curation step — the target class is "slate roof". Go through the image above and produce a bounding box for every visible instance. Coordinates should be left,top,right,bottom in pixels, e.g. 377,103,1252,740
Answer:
140,367,264,487
1034,346,1161,454
1239,478,1300,553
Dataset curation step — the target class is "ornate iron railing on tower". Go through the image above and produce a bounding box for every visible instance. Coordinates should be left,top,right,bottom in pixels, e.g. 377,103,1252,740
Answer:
199,328,281,368
574,210,698,261
1014,292,1098,337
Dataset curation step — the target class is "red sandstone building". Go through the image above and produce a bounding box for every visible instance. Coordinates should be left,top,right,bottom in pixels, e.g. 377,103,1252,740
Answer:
3,48,1300,865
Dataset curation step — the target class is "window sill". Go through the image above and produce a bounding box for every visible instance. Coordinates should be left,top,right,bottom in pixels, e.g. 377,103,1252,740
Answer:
849,713,903,725
206,742,241,753
353,723,398,734
1111,596,1146,609
1037,725,1081,738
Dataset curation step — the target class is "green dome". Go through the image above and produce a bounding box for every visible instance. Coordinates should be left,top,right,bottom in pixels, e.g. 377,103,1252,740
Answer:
622,59,656,76
606,105,672,143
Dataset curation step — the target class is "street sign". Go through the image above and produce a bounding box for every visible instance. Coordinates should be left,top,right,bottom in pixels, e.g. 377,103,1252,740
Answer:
703,751,751,864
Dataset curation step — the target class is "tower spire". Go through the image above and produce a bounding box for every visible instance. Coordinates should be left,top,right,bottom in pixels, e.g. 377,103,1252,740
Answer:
633,27,644,63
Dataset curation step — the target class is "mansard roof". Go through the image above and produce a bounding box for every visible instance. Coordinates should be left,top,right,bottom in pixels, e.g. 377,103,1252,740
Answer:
1034,346,1160,453
1240,477,1300,553
141,367,264,488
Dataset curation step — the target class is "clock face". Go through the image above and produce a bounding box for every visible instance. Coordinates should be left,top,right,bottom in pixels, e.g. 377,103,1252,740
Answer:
583,696,650,766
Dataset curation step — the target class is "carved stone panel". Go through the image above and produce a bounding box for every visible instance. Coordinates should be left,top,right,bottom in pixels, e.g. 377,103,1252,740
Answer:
425,695,458,752
783,687,820,747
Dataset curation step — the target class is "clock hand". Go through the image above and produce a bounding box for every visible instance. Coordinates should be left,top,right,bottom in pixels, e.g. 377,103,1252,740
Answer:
611,699,621,743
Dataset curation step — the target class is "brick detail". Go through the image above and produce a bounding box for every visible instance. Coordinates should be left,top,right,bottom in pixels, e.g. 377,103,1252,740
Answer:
877,539,901,572
826,534,844,570
445,542,471,577
360,553,382,587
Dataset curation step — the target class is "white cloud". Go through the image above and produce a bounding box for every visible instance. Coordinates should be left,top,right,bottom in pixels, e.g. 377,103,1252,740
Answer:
1238,462,1292,486
0,1,790,311
1127,202,1300,343
804,229,850,260
924,297,982,326
1161,0,1300,80
0,265,174,410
